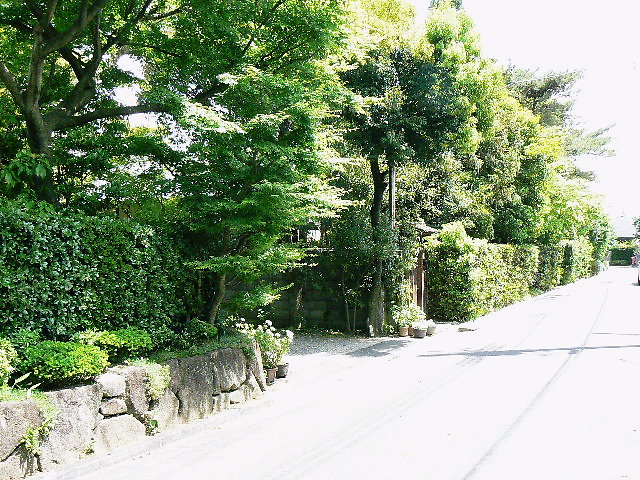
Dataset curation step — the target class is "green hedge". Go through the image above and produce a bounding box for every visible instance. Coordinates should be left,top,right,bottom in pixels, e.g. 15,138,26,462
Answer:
17,341,109,387
535,243,564,291
610,247,634,266
425,223,601,323
560,238,594,284
426,223,539,323
0,200,190,338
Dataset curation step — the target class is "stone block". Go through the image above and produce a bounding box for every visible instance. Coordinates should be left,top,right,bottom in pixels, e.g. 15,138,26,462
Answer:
97,372,126,397
99,398,127,416
166,355,218,422
0,401,43,462
247,341,267,392
115,366,150,419
210,348,247,392
39,384,102,472
92,415,146,455
150,390,180,432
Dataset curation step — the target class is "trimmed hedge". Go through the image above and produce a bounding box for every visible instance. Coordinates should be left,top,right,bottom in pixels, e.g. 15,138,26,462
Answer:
0,200,191,338
426,223,600,323
535,243,564,291
560,238,594,284
18,341,109,387
610,247,634,266
426,223,539,323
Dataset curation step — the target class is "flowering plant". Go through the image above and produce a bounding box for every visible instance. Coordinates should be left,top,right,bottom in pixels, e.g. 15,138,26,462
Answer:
235,319,294,369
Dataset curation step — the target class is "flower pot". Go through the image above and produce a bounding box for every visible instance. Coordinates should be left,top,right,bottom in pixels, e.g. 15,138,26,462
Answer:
407,326,414,336
413,328,427,338
265,367,277,385
276,363,289,378
427,324,437,336
398,326,409,337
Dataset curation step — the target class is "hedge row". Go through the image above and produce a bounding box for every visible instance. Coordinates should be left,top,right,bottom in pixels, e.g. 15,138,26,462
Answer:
426,223,597,323
0,200,192,338
609,247,634,266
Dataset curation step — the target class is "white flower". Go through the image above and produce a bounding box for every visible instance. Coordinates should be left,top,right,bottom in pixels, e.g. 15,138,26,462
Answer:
265,320,273,326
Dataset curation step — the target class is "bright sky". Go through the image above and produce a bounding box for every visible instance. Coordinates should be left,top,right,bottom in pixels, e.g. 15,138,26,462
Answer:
412,0,639,236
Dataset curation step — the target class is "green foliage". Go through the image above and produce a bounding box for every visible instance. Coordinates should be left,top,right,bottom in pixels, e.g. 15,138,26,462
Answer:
560,238,594,284
0,200,190,338
171,320,219,350
18,341,109,387
535,243,565,291
74,328,153,363
0,337,16,386
129,359,171,402
610,248,634,266
237,320,293,368
426,223,539,322
391,304,425,327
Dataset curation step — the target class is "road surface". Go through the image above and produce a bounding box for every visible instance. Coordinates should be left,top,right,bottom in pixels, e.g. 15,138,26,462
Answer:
71,267,640,480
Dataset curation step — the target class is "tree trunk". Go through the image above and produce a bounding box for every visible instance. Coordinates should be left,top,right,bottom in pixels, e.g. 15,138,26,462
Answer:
208,272,227,325
368,158,388,335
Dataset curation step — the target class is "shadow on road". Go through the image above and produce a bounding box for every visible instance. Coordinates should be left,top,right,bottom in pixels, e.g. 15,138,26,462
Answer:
417,344,640,359
347,339,412,357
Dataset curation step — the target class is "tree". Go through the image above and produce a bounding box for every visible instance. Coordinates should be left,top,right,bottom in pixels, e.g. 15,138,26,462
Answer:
0,0,343,202
336,0,497,332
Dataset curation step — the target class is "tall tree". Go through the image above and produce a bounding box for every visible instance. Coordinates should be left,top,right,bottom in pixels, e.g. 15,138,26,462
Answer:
0,0,343,202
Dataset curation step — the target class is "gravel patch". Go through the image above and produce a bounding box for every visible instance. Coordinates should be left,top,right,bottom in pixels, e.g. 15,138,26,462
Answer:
289,334,388,357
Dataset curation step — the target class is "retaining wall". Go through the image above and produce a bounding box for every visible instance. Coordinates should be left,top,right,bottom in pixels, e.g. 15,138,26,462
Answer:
0,344,266,479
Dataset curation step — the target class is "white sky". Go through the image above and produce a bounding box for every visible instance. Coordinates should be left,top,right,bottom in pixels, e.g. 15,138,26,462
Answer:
412,0,639,235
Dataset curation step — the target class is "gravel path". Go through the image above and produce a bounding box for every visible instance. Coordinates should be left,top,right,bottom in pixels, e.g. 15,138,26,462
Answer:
289,334,397,357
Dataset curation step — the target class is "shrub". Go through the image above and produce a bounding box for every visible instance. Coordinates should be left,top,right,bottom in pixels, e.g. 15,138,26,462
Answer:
171,320,219,350
391,304,425,327
8,329,42,357
18,341,109,387
560,238,594,284
610,246,635,266
0,338,17,386
74,328,153,362
426,223,539,323
0,199,192,338
535,243,564,291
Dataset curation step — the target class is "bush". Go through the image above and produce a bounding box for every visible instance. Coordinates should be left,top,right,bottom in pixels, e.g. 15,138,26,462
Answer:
8,329,42,357
426,223,539,323
0,199,192,338
0,338,17,386
18,341,109,387
129,359,171,402
535,243,564,291
560,238,594,284
391,304,425,327
170,320,219,350
74,328,153,362
610,246,635,266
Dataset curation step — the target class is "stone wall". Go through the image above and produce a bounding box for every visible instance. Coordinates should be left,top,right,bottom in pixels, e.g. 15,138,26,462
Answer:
0,344,266,480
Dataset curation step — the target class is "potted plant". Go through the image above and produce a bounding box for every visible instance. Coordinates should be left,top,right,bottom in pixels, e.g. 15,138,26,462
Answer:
392,304,425,337
412,320,429,338
426,319,437,336
275,330,294,378
251,321,280,384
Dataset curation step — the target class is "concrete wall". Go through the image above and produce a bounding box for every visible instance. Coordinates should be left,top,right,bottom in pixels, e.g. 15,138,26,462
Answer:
0,344,266,480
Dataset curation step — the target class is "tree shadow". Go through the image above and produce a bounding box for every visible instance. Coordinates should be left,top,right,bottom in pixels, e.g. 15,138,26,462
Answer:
417,344,640,359
347,339,413,357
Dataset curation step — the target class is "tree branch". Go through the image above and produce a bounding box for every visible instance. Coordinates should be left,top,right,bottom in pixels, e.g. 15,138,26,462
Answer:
53,103,172,130
43,0,108,55
0,61,25,109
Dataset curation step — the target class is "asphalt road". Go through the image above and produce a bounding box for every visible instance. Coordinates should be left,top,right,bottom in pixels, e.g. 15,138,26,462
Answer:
72,266,640,480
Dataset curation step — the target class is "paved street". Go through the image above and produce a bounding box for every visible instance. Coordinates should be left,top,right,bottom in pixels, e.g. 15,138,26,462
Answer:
72,267,640,480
